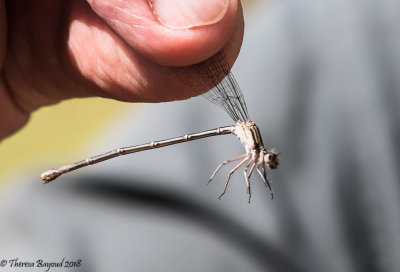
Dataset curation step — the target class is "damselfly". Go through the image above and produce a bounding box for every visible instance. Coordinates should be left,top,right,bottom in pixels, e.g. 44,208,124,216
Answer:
41,51,279,202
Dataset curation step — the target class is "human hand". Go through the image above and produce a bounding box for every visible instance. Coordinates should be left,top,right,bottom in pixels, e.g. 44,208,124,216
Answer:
0,0,244,140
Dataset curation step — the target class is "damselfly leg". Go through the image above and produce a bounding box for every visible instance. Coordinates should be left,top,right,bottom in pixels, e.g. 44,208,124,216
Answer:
208,154,247,184
218,155,251,199
244,158,257,203
257,163,274,199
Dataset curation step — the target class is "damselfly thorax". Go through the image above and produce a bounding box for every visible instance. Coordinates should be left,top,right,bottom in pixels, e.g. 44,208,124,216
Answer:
234,121,279,171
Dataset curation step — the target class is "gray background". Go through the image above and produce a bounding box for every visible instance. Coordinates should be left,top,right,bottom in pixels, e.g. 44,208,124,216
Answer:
1,0,400,271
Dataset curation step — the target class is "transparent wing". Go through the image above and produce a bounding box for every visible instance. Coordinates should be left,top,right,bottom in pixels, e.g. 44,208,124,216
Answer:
194,51,250,122
202,71,250,122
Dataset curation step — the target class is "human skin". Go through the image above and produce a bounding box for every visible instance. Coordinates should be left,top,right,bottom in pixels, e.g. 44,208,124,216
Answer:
0,0,244,140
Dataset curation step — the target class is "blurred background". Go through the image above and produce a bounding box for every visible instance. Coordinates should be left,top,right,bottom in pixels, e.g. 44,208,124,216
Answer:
1,0,400,271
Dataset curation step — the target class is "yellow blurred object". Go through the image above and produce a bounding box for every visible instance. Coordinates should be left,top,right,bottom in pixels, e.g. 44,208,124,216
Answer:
0,98,130,185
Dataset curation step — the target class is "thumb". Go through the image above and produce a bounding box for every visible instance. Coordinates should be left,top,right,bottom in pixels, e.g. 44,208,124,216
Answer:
87,0,241,66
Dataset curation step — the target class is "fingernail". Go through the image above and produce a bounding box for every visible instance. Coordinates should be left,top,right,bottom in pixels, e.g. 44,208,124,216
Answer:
148,0,230,29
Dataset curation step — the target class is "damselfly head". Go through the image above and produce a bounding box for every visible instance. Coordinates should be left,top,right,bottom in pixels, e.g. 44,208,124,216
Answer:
265,149,279,169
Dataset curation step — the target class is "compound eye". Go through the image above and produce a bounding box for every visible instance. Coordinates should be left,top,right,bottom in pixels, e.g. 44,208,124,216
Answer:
265,151,279,169
266,152,275,161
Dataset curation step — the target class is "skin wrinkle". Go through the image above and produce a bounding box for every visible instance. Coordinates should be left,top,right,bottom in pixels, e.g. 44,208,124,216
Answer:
95,58,113,89
24,3,65,100
113,5,147,23
0,0,6,68
5,52,48,115
0,76,30,139
96,47,142,100
1,74,28,115
148,0,230,30
100,13,161,51
93,23,146,99
68,20,118,96
93,1,150,31
92,0,150,27
5,17,33,109
117,48,143,96
95,57,128,98
108,15,148,30
57,5,86,100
